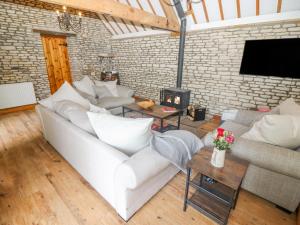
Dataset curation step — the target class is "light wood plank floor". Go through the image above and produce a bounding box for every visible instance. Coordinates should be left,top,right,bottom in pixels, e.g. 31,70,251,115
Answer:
0,110,296,225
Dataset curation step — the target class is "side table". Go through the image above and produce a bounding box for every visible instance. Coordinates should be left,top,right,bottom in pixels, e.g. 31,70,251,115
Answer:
183,148,249,225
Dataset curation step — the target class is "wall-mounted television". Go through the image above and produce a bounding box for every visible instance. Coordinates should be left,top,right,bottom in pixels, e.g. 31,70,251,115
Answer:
240,38,300,78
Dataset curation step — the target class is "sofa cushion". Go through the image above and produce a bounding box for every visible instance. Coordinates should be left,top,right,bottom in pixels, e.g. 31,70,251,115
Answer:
53,100,97,135
116,85,135,98
93,85,113,99
231,138,300,180
68,108,96,135
94,80,118,97
241,115,300,149
234,110,270,127
73,76,96,97
39,82,91,111
96,96,135,109
50,82,90,109
54,100,86,120
87,112,153,156
221,121,250,138
74,88,98,105
202,121,250,147
278,98,300,115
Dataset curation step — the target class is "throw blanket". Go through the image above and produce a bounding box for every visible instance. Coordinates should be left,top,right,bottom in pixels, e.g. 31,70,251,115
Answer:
150,130,203,171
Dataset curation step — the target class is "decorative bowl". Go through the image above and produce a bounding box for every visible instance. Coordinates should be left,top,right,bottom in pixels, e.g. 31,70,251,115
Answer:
137,100,155,110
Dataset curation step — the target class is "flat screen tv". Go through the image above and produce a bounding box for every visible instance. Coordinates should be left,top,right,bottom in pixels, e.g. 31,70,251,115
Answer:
240,38,300,78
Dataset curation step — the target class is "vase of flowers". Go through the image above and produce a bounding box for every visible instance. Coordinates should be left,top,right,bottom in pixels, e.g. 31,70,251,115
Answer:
211,128,235,168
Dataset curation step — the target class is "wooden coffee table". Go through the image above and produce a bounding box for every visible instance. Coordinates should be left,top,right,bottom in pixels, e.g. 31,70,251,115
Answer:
122,103,182,133
184,148,249,225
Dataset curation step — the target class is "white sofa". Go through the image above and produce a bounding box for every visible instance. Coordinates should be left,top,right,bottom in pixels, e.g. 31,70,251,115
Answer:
76,85,135,115
36,105,179,221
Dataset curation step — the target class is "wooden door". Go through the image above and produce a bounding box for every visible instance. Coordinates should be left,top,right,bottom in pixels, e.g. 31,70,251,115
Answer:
41,35,72,94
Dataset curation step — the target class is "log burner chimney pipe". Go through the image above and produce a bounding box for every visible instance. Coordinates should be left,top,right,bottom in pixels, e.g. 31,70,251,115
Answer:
173,0,186,88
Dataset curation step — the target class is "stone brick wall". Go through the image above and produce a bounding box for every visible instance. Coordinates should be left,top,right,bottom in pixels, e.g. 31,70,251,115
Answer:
112,22,300,115
0,0,111,100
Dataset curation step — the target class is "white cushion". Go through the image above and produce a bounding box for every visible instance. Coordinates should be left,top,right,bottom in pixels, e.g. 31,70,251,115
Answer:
73,76,96,97
94,80,118,97
278,98,300,115
87,112,153,156
241,115,300,149
51,82,90,109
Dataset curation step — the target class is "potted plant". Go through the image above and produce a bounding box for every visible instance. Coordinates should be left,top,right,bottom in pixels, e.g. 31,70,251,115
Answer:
211,128,235,168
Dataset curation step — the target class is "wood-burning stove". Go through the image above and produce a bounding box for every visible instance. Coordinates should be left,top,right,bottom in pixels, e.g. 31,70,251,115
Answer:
160,87,191,110
160,2,192,111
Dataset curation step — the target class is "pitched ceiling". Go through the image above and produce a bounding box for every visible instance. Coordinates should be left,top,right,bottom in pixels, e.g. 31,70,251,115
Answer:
100,0,300,37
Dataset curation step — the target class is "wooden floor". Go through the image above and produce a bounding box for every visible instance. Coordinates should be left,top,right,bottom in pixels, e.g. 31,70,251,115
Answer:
0,110,296,225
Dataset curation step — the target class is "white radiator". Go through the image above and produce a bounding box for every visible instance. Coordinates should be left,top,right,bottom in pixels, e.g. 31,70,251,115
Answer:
0,82,37,109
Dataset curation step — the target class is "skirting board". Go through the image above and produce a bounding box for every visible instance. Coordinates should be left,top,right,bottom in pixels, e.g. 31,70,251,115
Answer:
0,104,36,115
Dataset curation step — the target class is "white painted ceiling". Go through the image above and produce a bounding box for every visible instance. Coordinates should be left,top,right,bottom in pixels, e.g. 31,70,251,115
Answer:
99,0,300,37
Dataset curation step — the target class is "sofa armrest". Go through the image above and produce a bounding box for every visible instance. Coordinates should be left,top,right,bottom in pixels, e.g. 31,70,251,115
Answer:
232,138,300,179
114,148,170,189
117,85,135,98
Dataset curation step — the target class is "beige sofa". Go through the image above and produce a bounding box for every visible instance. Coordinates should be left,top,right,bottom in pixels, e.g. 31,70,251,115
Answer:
203,110,300,212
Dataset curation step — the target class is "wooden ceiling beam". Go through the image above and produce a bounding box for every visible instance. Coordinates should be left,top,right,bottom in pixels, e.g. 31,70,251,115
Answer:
131,0,146,31
236,0,241,18
218,0,224,20
39,0,179,32
202,0,209,22
277,0,282,13
146,0,157,15
159,0,179,27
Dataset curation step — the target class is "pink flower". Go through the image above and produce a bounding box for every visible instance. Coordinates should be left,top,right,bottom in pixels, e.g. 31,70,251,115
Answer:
225,135,235,144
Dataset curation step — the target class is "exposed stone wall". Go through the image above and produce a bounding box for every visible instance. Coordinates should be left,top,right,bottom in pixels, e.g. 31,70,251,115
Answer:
0,0,112,100
113,22,300,115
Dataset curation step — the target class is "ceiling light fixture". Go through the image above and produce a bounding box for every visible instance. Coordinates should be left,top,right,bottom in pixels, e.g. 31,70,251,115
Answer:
56,6,82,33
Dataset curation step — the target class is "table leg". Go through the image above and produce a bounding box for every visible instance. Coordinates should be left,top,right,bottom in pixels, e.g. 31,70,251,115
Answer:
177,114,181,130
199,174,203,187
122,107,125,117
183,168,191,211
232,186,241,209
160,119,164,133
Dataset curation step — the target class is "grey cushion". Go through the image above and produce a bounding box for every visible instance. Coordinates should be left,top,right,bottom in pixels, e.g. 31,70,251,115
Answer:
232,138,300,180
202,120,250,147
54,100,86,120
96,97,135,109
220,121,250,138
94,85,113,99
234,110,268,127
117,85,135,97
75,87,98,105
68,109,96,135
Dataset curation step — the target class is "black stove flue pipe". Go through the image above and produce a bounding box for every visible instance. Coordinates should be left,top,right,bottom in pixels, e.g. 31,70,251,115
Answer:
173,0,187,88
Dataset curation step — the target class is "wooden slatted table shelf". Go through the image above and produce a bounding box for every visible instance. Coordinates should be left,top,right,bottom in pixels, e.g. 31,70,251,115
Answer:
184,148,249,225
